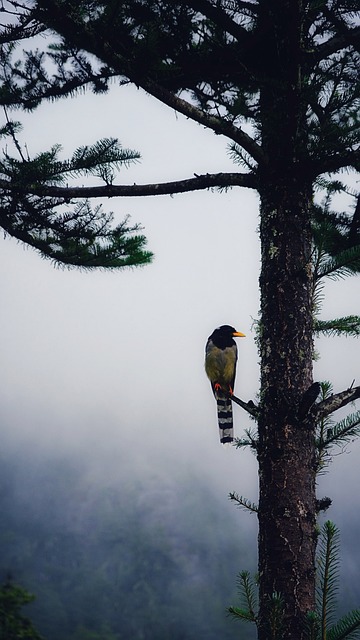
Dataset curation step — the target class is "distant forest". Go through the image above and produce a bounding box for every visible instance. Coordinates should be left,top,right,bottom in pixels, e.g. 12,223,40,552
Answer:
0,446,257,640
1,440,359,640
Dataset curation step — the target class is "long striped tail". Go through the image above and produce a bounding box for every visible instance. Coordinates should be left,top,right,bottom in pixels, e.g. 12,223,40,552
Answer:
216,394,234,444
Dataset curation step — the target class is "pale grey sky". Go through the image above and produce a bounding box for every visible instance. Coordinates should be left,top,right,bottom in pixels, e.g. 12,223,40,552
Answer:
0,83,359,523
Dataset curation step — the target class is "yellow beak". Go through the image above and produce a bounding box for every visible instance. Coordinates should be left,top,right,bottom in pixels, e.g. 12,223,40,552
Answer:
233,331,246,337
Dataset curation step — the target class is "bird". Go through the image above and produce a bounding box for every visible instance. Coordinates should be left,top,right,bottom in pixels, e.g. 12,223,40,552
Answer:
205,325,245,444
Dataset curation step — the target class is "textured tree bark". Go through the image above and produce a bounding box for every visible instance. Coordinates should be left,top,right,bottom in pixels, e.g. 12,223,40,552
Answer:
257,187,317,640
256,2,317,638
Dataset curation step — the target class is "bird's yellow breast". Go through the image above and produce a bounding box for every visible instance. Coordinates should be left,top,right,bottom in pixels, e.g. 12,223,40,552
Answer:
205,344,237,386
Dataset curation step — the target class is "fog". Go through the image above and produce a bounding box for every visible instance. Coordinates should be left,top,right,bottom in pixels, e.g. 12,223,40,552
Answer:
0,85,262,494
0,84,359,637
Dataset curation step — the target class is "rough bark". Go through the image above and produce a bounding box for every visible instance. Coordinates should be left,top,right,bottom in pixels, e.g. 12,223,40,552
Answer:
257,187,317,640
256,2,317,638
0,171,257,199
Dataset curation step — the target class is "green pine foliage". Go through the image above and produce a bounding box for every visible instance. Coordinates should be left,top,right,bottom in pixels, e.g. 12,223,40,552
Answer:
0,125,153,268
228,492,258,514
229,573,285,640
233,427,258,452
314,317,360,338
267,593,285,640
1,196,153,269
0,0,358,274
315,382,360,474
327,611,360,640
228,570,258,624
0,579,43,640
306,610,321,640
305,521,360,640
317,521,341,633
315,245,360,281
230,523,360,640
311,190,360,338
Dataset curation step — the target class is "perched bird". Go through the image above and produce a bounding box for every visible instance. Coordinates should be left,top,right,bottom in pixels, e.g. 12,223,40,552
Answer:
205,325,245,444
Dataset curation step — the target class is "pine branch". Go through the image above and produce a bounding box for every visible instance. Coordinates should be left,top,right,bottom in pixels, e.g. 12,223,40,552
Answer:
315,381,336,474
315,245,360,280
139,77,266,166
328,610,360,640
3,106,26,162
0,137,141,187
313,521,360,640
228,142,258,172
66,138,141,178
0,171,257,199
310,25,360,63
317,521,341,635
229,491,258,513
228,570,258,624
0,7,46,44
233,427,258,451
268,593,285,640
186,0,253,42
237,571,258,622
349,194,360,246
0,197,153,269
305,611,321,640
320,411,360,449
315,385,360,420
314,316,360,337
311,149,360,176
228,605,257,623
24,0,266,164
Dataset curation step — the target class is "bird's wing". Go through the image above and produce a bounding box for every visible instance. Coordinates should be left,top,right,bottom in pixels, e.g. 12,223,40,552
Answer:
229,344,238,393
205,340,238,394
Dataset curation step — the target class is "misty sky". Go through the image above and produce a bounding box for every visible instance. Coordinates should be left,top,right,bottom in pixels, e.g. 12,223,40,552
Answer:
0,83,359,565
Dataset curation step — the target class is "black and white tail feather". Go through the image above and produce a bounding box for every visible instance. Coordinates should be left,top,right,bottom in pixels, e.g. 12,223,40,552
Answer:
214,390,234,444
205,324,245,445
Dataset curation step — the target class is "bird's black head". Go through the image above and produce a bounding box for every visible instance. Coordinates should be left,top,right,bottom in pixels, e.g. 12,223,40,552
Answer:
217,325,238,335
209,325,245,348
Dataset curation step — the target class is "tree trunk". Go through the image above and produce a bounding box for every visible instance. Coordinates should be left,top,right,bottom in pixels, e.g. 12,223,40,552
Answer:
256,3,317,637
257,186,317,640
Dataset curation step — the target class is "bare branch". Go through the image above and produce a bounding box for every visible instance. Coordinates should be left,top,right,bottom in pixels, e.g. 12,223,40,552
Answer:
228,392,259,418
0,171,257,199
315,384,360,420
139,78,266,166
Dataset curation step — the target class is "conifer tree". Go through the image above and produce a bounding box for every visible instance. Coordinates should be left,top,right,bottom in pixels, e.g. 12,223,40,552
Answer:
0,2,359,639
0,578,43,640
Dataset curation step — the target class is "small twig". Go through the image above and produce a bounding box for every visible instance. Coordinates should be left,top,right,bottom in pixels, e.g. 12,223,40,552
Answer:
234,429,258,451
229,491,258,513
227,392,259,418
3,106,26,162
315,384,360,420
